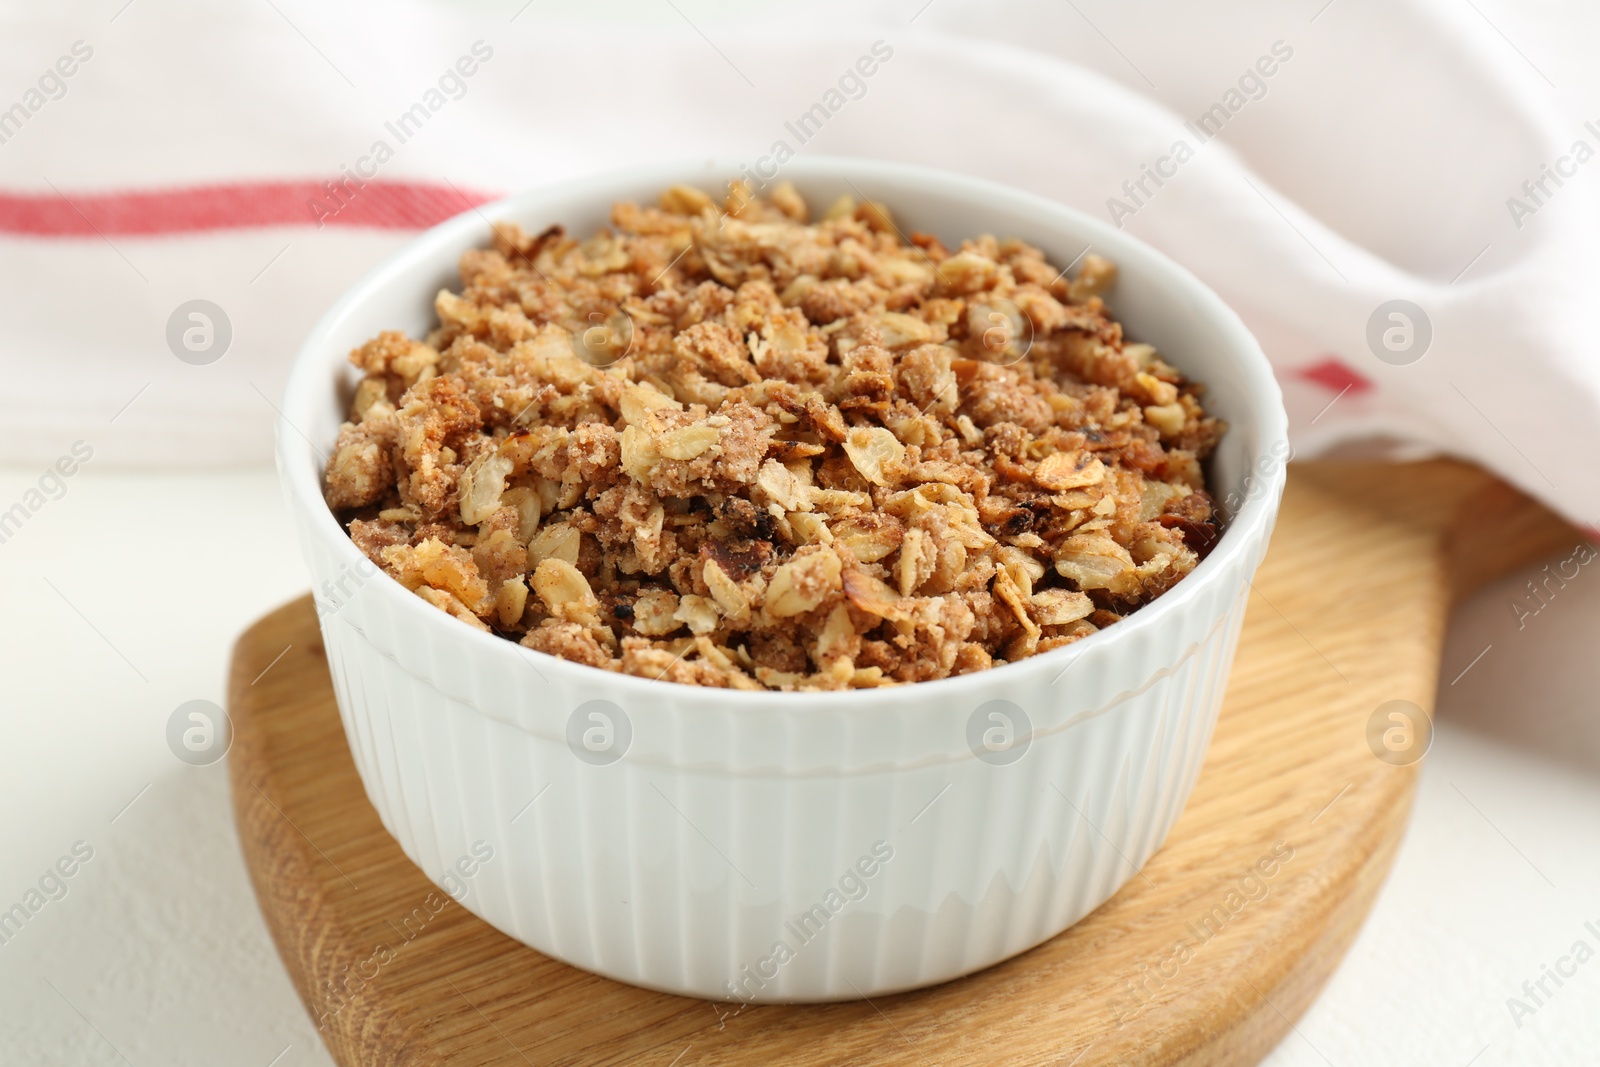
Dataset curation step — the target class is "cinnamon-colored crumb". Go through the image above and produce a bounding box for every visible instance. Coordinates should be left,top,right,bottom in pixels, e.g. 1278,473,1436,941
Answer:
322,180,1225,690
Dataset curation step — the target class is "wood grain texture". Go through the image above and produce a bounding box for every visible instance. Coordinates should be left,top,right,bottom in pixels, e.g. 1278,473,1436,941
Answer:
227,460,1578,1067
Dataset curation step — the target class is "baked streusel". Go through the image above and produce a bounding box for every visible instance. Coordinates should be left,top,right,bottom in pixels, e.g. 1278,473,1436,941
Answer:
322,180,1224,690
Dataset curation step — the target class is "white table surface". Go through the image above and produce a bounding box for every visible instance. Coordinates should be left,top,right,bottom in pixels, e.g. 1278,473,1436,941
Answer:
3,2,1598,1063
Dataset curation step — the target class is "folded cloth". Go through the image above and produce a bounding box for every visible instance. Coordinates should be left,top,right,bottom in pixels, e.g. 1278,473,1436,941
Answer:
1,0,1594,533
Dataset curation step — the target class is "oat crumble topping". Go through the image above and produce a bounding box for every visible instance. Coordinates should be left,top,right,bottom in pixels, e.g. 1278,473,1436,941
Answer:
322,180,1225,690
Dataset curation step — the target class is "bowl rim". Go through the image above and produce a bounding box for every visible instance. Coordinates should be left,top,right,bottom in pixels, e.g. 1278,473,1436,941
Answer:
280,155,1287,708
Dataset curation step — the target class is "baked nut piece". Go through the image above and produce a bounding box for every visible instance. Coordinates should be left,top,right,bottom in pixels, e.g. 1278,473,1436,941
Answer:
323,180,1225,690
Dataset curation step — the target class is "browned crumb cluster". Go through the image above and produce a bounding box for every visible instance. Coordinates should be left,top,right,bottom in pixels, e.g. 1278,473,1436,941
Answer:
322,180,1224,690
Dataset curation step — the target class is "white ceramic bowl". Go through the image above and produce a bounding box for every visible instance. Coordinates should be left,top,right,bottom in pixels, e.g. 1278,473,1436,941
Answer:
277,157,1287,1002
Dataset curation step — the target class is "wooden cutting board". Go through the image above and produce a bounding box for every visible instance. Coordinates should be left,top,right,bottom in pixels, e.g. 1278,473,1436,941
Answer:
227,460,1577,1067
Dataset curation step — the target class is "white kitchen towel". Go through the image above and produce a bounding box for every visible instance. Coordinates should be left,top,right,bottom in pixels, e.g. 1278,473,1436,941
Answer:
1,0,1595,535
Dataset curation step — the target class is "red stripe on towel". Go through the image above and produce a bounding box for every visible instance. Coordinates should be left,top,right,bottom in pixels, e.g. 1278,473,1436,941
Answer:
0,179,498,236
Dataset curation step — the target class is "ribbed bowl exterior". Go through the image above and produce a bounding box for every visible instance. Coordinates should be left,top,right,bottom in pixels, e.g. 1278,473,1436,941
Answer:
277,157,1286,1001
295,502,1267,1001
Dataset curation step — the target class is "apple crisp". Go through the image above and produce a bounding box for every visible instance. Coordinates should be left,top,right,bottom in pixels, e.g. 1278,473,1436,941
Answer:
322,180,1224,690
